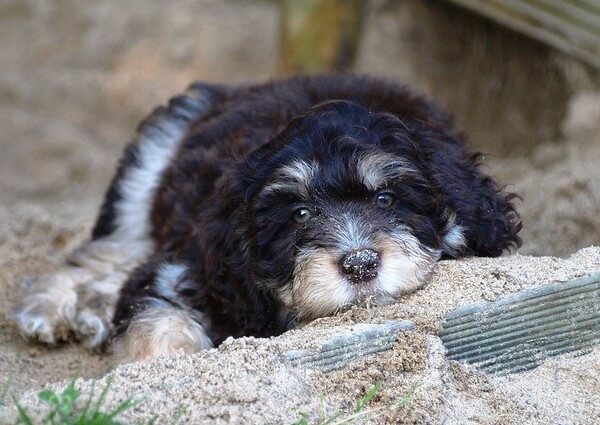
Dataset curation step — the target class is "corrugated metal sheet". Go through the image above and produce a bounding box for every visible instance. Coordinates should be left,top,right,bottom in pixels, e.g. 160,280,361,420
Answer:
446,0,600,68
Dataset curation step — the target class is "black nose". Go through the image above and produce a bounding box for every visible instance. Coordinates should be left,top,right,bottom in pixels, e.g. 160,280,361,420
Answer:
341,249,381,283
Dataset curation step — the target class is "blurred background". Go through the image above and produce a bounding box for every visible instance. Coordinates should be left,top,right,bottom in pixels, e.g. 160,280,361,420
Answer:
1,0,599,259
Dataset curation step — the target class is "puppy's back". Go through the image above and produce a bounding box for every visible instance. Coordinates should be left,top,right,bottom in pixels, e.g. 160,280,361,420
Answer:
149,74,452,253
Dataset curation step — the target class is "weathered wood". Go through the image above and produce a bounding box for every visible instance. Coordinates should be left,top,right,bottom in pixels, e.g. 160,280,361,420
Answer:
440,272,600,375
283,320,416,373
446,0,600,68
278,0,364,75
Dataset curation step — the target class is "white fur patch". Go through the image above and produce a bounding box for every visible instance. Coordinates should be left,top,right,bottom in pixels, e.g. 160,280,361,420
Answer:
14,240,139,347
335,213,372,253
356,153,416,191
154,263,188,301
289,225,439,320
115,119,189,241
74,270,129,348
441,211,466,256
374,230,440,302
115,299,213,363
13,267,85,344
292,248,354,320
262,160,318,197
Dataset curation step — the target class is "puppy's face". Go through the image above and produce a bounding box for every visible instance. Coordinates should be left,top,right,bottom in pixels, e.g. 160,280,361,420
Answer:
254,154,441,320
236,101,519,320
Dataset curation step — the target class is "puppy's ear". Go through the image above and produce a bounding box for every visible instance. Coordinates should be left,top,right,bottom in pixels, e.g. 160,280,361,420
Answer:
198,171,250,278
427,142,522,258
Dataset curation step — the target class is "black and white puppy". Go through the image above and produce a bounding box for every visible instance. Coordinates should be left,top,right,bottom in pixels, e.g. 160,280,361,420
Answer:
14,74,521,361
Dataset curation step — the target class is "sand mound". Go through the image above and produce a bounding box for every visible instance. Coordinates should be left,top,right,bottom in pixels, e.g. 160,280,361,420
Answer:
4,248,599,424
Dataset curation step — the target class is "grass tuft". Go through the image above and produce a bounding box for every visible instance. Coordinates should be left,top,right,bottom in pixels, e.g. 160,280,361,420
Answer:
13,377,140,425
353,381,382,414
292,380,421,425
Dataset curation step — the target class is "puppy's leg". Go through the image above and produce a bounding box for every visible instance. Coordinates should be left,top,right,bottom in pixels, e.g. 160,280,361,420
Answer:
115,298,212,362
13,85,215,349
112,261,213,362
14,238,149,347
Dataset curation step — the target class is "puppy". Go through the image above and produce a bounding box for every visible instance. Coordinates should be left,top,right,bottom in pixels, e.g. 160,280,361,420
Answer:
14,74,521,361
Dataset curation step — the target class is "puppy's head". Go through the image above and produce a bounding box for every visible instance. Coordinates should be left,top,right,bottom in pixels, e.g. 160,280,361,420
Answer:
226,100,520,320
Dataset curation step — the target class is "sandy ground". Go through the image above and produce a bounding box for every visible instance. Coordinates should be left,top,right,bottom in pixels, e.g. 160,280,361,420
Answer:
1,0,600,423
1,96,599,421
4,249,600,424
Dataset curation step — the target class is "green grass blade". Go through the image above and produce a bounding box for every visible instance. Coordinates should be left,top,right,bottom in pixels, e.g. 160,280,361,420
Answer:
354,381,382,413
105,397,140,420
92,377,114,414
38,389,59,407
57,379,80,420
12,397,33,425
291,411,309,425
396,381,421,408
321,410,343,425
81,380,97,419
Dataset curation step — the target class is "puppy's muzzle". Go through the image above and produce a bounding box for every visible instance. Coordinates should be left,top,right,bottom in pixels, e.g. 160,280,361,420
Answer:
340,249,381,283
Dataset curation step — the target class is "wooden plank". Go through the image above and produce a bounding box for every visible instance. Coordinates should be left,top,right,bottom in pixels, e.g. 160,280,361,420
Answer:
569,0,600,15
283,320,416,373
440,272,600,375
531,0,600,35
446,0,600,68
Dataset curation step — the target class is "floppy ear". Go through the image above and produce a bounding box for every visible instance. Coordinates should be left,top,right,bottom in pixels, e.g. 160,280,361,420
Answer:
197,170,250,281
424,136,522,258
198,136,282,282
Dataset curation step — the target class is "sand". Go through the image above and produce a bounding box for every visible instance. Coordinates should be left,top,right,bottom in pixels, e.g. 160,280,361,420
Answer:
1,2,600,422
489,91,600,257
2,79,600,425
3,162,600,424
2,58,600,425
3,249,600,424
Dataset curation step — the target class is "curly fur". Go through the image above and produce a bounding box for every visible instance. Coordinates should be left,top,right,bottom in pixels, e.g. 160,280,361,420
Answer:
14,74,521,359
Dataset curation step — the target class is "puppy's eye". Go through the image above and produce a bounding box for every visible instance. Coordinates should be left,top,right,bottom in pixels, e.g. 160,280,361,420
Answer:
375,192,395,208
292,207,313,224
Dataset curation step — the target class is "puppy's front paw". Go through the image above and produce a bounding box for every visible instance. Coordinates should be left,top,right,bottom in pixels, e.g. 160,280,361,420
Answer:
74,309,112,350
72,272,126,350
14,289,78,344
13,267,91,344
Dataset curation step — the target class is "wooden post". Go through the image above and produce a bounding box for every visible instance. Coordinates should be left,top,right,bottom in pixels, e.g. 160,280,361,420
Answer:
278,0,365,75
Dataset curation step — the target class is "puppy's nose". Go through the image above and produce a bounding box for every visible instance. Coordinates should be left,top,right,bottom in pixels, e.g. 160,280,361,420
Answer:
341,249,381,283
